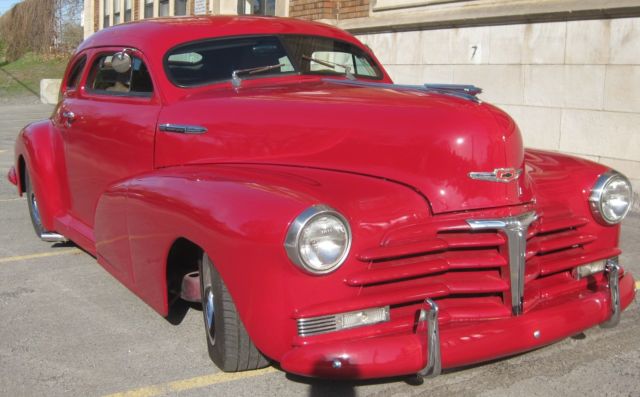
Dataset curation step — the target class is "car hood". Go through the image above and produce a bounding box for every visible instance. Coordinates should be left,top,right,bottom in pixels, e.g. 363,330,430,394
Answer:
155,79,533,214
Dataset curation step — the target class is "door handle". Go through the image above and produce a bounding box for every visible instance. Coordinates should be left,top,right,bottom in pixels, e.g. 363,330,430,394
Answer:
62,111,76,127
62,111,76,121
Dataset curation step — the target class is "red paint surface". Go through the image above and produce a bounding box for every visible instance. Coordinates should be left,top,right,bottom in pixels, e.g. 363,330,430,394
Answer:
12,16,636,379
7,166,17,186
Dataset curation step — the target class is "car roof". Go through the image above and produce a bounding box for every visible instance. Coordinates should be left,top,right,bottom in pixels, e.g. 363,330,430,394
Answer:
78,15,361,56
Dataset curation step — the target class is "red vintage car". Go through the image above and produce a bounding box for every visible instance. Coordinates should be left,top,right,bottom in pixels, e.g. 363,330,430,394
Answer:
7,16,636,380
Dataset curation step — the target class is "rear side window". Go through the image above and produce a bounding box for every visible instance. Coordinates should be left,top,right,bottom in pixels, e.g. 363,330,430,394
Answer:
87,53,154,97
66,55,87,89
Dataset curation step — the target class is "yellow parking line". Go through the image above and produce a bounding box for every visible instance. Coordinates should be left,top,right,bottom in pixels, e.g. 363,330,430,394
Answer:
0,197,25,202
0,248,80,264
636,281,640,290
104,367,278,397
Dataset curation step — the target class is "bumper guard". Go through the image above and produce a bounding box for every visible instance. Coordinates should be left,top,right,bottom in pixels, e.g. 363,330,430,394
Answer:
600,257,621,328
417,298,441,378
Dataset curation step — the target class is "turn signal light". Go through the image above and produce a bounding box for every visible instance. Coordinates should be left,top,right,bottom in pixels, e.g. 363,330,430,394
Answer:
572,260,607,279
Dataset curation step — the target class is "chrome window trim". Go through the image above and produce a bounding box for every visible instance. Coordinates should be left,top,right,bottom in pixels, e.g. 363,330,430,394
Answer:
284,204,352,275
589,170,633,225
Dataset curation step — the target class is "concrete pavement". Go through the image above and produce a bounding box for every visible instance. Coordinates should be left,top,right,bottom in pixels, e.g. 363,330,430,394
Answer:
0,103,638,397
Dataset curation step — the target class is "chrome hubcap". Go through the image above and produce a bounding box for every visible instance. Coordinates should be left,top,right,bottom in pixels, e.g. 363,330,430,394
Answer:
202,260,215,345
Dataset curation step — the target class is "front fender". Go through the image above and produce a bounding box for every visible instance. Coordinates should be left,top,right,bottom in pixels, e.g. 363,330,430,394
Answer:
95,164,429,361
525,148,620,247
14,119,69,230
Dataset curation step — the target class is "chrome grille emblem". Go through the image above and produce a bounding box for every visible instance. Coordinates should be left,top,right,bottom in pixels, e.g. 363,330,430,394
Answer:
469,168,522,183
466,212,537,315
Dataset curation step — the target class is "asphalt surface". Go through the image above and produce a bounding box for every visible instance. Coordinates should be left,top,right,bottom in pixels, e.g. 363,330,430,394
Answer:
0,103,639,397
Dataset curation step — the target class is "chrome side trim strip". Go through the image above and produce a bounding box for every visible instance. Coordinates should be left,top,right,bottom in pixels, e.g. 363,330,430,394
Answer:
417,298,441,378
159,124,207,134
600,257,621,328
467,211,538,315
40,232,68,243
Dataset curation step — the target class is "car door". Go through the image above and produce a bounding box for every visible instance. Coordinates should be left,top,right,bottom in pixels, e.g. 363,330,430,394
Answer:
57,48,160,277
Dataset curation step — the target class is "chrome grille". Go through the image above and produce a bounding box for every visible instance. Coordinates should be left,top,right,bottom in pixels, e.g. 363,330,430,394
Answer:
293,207,610,337
347,208,601,318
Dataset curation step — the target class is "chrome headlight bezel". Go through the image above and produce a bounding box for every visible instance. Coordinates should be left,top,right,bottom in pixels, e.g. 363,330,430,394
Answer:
589,170,633,225
284,204,352,275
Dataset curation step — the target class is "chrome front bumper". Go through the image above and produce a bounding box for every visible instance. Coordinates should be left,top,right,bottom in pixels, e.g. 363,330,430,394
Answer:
416,257,623,379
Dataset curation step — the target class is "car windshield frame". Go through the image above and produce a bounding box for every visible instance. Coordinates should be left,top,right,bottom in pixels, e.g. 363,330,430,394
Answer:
164,34,384,88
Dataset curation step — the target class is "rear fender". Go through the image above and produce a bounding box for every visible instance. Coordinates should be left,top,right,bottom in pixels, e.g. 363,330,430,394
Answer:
14,119,69,230
94,164,429,360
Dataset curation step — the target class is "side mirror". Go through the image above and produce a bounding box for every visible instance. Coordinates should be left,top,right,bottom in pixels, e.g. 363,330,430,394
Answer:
111,51,132,73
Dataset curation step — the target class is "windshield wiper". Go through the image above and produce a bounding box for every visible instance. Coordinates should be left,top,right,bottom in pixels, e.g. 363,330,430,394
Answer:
231,63,285,88
302,55,355,80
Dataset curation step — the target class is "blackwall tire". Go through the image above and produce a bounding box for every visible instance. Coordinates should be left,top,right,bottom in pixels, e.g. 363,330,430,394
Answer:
199,253,269,372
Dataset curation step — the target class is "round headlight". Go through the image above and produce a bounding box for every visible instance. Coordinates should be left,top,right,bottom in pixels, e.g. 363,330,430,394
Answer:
589,171,633,225
285,205,351,275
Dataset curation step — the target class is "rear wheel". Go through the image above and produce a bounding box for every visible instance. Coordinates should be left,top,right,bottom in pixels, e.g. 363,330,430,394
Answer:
199,254,269,372
25,170,45,238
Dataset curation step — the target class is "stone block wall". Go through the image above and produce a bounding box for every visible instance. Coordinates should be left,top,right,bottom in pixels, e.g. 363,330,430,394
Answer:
356,17,640,195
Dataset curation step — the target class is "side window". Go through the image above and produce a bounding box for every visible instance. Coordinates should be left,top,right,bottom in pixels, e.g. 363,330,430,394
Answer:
354,54,378,78
66,56,87,89
87,53,154,97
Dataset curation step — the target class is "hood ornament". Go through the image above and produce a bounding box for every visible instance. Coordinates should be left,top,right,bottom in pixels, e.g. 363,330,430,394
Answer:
469,168,522,183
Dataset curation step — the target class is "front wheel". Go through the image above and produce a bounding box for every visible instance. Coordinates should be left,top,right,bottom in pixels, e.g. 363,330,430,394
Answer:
199,254,269,372
25,170,45,237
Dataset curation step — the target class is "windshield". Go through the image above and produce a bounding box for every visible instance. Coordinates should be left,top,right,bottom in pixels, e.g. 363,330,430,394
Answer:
165,34,383,87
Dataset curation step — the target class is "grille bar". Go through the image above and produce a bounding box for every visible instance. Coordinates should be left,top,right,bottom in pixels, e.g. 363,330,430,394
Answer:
346,250,507,286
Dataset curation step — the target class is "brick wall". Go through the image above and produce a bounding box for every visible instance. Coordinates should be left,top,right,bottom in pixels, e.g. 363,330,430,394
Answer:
290,0,369,20
133,0,139,20
290,0,337,20
93,0,99,31
337,0,369,20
